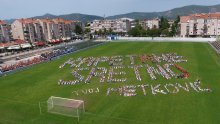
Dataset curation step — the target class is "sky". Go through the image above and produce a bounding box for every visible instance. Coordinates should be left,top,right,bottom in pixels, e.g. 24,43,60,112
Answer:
1,0,220,19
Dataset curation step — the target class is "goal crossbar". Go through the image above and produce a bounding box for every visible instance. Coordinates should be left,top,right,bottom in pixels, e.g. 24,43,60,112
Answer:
46,96,85,122
48,96,84,108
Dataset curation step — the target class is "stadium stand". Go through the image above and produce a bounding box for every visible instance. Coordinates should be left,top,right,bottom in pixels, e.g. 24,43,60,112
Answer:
0,41,104,74
0,47,76,73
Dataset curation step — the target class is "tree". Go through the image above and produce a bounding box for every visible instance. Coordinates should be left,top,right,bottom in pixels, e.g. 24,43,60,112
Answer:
174,15,180,36
174,15,180,24
170,25,176,36
146,28,161,37
89,34,93,39
161,29,170,37
98,29,103,36
159,16,170,30
85,22,90,27
103,28,107,36
75,25,83,35
108,28,113,35
203,24,208,36
170,15,180,36
94,30,98,35
153,25,157,29
84,28,90,34
128,23,146,37
128,27,140,37
135,19,140,23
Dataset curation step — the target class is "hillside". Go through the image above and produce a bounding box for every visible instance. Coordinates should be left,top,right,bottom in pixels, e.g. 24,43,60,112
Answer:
4,4,220,23
107,4,220,19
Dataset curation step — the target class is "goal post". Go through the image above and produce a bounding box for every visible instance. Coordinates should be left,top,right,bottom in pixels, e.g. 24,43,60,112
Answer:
216,35,220,42
46,96,85,121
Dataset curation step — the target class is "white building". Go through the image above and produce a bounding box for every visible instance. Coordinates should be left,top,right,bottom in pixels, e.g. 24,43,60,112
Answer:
0,20,11,42
140,19,160,30
89,18,132,33
11,19,43,43
180,13,220,37
11,18,78,43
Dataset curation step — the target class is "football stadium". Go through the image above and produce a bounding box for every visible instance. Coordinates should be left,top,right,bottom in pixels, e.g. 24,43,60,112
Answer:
0,41,220,124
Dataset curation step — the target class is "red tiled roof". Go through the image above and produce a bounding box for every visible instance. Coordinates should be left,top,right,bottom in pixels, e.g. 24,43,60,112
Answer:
0,20,6,25
38,19,54,24
181,12,220,22
210,13,220,18
17,18,38,24
53,18,74,24
180,16,190,23
188,12,220,19
15,18,75,25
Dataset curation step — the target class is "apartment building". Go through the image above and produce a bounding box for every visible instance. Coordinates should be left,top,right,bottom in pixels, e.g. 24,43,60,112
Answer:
11,18,77,43
52,18,76,38
90,19,110,33
180,13,220,37
11,19,43,42
89,18,131,33
37,19,59,41
114,18,131,33
140,19,160,30
0,20,11,42
168,20,174,32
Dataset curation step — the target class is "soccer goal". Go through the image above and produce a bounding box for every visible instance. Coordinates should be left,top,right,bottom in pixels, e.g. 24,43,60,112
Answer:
45,96,85,121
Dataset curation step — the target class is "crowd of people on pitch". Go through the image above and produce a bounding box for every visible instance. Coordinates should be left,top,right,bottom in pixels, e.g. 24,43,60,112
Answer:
58,79,80,85
58,65,128,86
127,55,136,65
157,64,171,79
164,64,176,77
146,64,158,80
58,67,109,85
107,66,127,83
140,53,187,63
94,67,107,83
59,53,187,70
129,65,142,81
106,80,212,97
107,85,148,97
57,53,189,85
146,63,189,80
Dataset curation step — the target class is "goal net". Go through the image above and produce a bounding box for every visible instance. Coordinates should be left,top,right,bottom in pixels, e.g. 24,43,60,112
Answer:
46,96,85,121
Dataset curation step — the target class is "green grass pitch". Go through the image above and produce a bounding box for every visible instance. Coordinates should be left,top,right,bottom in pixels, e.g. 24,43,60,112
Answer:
0,41,220,124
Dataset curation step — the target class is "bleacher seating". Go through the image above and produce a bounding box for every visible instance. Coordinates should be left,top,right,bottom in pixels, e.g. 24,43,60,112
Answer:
0,41,104,74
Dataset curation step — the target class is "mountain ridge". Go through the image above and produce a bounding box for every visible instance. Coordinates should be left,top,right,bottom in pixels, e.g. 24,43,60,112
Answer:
107,4,220,19
4,4,220,24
